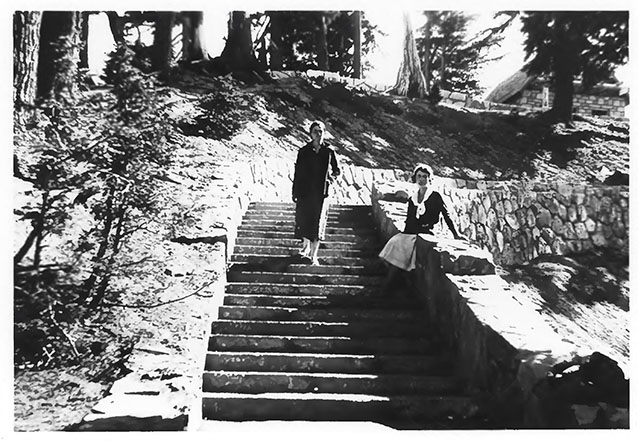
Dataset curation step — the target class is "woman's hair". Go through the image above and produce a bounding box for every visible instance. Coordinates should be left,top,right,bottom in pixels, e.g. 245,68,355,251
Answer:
411,163,434,183
308,120,325,135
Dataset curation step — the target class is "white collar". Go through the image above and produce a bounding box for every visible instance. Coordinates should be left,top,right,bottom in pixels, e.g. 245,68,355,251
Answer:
410,185,433,217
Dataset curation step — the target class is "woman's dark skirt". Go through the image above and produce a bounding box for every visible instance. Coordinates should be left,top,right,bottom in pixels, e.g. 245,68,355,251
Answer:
294,193,328,241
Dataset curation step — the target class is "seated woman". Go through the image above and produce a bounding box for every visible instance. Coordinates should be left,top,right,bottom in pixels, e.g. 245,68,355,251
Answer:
378,163,460,288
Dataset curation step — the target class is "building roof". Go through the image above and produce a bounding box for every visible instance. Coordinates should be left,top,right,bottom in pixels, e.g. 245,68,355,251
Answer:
484,70,535,103
486,69,629,103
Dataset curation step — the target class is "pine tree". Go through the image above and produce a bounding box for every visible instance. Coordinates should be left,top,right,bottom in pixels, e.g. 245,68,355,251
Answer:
520,11,628,123
14,11,42,120
416,11,503,95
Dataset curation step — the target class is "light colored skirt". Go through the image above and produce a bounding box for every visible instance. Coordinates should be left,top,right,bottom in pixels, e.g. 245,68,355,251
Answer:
378,233,417,271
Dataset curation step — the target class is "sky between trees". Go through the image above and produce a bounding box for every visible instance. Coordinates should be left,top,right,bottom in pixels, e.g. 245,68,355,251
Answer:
84,6,630,99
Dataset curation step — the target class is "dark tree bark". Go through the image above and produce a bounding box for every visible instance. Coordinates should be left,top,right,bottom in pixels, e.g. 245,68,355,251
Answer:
78,12,90,69
105,11,126,45
220,11,258,71
268,11,283,70
181,11,208,62
37,11,82,103
315,13,329,70
352,11,361,78
552,46,576,123
13,11,42,117
151,11,176,79
421,12,434,91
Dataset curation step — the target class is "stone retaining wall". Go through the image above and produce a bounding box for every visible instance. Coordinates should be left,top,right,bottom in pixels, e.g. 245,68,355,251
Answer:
373,178,629,266
248,157,628,266
370,192,629,428
248,157,401,205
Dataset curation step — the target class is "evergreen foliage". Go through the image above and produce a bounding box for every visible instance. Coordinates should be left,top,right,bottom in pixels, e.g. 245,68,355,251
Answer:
416,11,503,95
264,11,382,76
519,11,628,122
14,46,175,368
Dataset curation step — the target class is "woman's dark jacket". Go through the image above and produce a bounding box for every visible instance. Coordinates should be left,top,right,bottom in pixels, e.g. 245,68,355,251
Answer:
403,191,458,237
292,142,340,200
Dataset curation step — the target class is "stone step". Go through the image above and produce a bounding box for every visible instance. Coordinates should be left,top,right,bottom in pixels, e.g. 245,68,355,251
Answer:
225,282,381,296
232,245,378,257
218,306,419,322
204,351,453,374
208,334,435,355
238,219,372,229
211,319,427,338
248,202,369,211
235,237,378,250
229,263,383,276
202,371,464,395
235,230,368,242
201,392,477,422
242,211,373,221
237,225,378,236
226,271,383,286
286,264,383,275
222,294,413,309
230,254,380,267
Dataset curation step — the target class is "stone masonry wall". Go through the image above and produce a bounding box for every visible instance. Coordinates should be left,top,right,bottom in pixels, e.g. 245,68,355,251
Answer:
515,89,626,118
370,191,628,428
248,158,628,266
373,177,629,266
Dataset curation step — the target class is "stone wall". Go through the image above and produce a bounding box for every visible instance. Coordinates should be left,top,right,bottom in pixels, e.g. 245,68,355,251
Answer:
248,157,401,205
370,192,629,428
515,89,626,118
248,157,628,266
373,178,629,266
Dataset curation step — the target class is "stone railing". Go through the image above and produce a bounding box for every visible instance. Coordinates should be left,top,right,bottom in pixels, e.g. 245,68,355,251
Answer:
248,157,401,205
373,178,629,266
370,188,629,428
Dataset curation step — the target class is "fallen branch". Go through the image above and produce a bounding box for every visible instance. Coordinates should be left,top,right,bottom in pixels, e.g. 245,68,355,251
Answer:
101,279,217,309
48,303,81,360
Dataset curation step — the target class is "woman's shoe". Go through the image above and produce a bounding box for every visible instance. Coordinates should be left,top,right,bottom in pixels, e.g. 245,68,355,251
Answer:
300,256,313,264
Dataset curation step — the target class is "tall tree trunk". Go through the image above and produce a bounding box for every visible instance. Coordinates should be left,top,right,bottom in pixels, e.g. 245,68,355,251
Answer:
78,12,90,69
552,50,575,123
105,11,126,46
549,15,578,124
268,11,283,70
13,11,42,119
422,12,434,91
315,13,329,70
352,11,361,78
181,11,208,63
393,12,427,98
439,50,447,89
37,11,81,103
151,11,176,79
220,11,258,72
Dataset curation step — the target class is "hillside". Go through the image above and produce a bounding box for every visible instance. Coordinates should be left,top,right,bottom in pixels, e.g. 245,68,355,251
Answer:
12,70,630,431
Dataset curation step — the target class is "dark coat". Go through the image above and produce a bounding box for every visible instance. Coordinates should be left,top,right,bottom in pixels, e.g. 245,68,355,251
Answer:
292,142,340,199
403,191,458,237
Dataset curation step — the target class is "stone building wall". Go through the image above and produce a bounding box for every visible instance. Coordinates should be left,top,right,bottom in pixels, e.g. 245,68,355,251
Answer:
514,89,626,118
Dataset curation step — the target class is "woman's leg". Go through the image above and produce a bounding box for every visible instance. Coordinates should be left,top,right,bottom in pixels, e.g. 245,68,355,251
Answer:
383,263,402,291
309,240,320,265
299,238,310,257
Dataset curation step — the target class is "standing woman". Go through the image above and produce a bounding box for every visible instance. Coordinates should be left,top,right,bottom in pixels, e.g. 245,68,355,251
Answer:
292,121,340,265
379,163,460,284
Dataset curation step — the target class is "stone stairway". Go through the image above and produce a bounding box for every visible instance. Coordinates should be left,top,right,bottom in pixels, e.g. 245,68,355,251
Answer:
201,202,479,428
